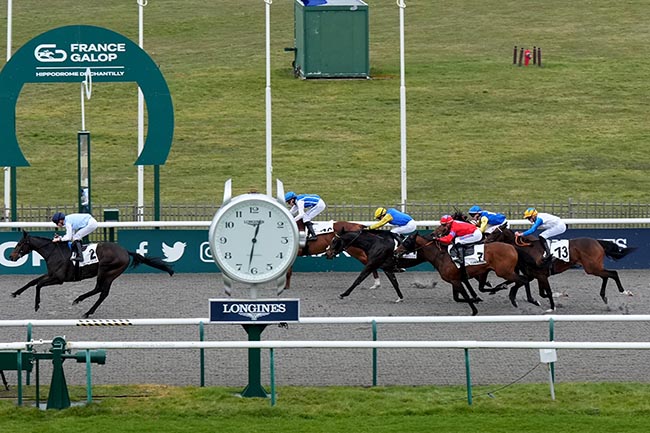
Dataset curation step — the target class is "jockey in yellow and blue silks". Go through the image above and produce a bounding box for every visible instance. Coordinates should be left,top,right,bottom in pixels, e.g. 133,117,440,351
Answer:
369,207,417,239
515,207,567,262
467,205,508,234
285,191,326,241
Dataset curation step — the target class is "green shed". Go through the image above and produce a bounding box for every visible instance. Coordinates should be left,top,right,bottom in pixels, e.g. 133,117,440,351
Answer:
293,0,369,79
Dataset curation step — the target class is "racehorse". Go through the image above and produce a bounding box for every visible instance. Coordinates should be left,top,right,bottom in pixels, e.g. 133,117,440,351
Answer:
285,221,381,291
396,233,536,315
325,229,424,302
9,231,174,318
489,227,637,306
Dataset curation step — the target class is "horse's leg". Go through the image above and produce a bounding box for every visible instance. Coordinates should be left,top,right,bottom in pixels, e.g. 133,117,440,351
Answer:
535,276,554,311
284,266,293,291
11,274,48,297
451,282,478,315
463,275,482,303
339,266,376,299
82,284,112,318
30,276,63,312
383,271,403,302
369,270,381,290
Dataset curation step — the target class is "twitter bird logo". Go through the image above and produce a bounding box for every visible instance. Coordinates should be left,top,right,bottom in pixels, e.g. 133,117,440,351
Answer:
162,241,186,263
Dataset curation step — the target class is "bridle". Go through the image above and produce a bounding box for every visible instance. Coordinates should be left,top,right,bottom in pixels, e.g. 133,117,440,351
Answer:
327,230,364,254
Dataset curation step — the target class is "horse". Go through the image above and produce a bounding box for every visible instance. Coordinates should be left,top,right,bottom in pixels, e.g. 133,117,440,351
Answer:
284,220,382,291
325,229,426,303
396,233,535,315
9,231,174,318
489,227,637,305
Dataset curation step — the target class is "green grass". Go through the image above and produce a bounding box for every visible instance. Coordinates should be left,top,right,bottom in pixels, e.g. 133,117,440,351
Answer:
2,383,650,433
1,0,649,207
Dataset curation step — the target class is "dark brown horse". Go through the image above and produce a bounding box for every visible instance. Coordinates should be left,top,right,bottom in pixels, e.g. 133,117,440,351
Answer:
491,228,637,305
284,221,381,291
325,229,425,302
396,233,535,315
9,231,174,318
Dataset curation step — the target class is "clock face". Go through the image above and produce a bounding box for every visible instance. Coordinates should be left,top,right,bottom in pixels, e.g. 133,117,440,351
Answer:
209,195,299,284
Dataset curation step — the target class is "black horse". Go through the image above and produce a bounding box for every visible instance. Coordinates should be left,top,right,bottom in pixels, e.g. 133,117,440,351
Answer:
325,229,421,302
9,231,174,318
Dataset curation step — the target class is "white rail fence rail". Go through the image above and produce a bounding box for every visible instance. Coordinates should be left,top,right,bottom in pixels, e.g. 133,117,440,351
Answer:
2,314,650,405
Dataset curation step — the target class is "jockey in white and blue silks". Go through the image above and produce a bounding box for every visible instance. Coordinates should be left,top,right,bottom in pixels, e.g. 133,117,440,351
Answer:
516,207,566,261
51,211,99,262
467,205,508,234
285,192,326,241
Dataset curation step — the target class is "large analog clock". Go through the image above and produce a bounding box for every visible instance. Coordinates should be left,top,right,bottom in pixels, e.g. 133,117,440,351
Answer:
209,193,299,287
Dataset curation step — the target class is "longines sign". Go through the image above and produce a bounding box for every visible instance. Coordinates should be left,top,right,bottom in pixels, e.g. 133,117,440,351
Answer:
209,299,300,324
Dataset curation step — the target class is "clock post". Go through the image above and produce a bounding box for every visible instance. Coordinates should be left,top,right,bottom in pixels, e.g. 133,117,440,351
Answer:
208,179,304,398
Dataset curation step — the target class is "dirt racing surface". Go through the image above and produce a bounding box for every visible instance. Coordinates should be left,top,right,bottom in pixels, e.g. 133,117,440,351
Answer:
1,269,649,388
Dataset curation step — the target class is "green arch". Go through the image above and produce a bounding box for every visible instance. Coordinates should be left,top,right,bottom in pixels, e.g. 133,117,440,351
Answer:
0,25,174,166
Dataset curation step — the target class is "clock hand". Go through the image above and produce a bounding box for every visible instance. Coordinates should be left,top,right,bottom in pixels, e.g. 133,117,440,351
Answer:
248,222,261,269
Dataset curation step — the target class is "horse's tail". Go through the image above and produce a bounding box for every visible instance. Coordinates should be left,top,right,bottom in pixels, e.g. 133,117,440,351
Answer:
128,252,175,276
597,240,637,261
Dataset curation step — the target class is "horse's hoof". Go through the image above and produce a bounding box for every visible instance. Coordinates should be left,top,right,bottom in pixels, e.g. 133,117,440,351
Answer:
338,294,347,300
602,297,608,304
473,297,483,303
531,300,541,307
72,299,80,305
545,308,556,314
395,298,403,303
510,299,519,308
623,290,634,296
369,283,380,290
10,293,17,298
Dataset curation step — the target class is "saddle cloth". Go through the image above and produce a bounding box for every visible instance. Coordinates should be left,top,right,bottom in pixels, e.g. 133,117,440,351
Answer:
446,244,486,268
70,243,100,266
313,221,335,235
549,239,570,262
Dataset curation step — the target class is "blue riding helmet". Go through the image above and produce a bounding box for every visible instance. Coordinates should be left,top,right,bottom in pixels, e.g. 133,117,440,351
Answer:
468,205,482,214
52,211,65,224
284,191,297,203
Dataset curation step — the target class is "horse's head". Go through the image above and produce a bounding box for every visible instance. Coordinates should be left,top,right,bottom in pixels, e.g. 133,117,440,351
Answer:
10,230,33,261
433,223,450,238
395,233,418,256
451,208,468,222
325,229,346,260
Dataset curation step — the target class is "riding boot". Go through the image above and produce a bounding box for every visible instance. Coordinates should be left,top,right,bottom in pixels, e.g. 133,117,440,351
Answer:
457,245,468,280
305,221,317,241
72,240,83,262
541,237,552,264
391,232,405,245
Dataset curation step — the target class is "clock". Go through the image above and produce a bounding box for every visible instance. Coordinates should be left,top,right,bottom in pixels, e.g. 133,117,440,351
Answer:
208,184,299,295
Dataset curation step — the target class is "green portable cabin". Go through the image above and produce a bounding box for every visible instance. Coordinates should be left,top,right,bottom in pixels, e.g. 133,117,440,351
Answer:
293,0,369,79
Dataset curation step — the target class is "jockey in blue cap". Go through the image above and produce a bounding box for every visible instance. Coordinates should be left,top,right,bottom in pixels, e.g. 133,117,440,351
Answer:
467,205,508,234
284,191,326,241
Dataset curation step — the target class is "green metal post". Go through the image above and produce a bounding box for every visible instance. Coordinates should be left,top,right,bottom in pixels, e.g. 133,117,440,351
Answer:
270,348,276,406
47,337,71,410
464,348,473,405
35,358,40,407
85,350,92,404
199,321,205,387
549,318,556,382
240,324,269,398
26,323,32,385
372,320,377,386
16,350,22,406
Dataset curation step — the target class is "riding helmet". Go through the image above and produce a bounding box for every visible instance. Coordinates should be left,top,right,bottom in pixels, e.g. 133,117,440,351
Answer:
440,215,454,224
51,211,65,224
468,205,482,215
284,191,297,203
374,207,387,219
523,207,538,219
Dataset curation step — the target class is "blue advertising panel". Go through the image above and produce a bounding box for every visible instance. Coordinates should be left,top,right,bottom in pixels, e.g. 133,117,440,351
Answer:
0,228,646,275
209,298,300,324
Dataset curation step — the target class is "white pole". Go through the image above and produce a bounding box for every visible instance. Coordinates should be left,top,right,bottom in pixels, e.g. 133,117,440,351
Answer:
264,0,273,196
137,0,147,221
4,0,13,221
397,0,407,212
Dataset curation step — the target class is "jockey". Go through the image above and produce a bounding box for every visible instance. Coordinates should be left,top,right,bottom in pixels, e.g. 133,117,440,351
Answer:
51,211,99,262
437,214,483,279
467,205,508,234
516,207,567,262
285,191,326,241
369,207,417,241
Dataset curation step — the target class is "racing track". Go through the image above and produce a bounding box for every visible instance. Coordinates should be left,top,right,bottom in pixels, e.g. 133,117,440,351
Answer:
1,269,649,389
